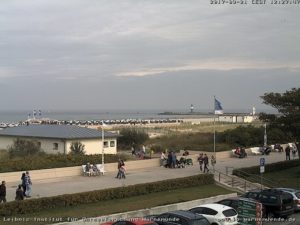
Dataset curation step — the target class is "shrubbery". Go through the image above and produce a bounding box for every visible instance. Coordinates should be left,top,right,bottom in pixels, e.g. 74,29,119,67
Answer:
0,153,132,173
219,125,291,148
147,124,292,152
118,128,149,150
232,159,300,176
8,138,42,158
0,174,214,216
69,141,85,155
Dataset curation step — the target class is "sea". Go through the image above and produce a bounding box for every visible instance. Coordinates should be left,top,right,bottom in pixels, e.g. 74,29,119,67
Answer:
0,109,211,123
0,108,266,123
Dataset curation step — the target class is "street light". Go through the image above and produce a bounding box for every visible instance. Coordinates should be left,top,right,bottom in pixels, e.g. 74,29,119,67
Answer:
264,123,267,147
101,123,106,171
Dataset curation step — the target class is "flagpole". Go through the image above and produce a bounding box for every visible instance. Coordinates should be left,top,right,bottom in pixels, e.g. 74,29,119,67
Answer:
102,124,105,170
213,96,216,159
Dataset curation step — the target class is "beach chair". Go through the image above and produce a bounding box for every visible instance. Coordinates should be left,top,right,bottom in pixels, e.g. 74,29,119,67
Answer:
250,147,262,155
82,165,91,176
96,164,106,175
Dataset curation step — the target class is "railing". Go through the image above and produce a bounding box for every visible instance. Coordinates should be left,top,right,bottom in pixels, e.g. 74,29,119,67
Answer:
230,168,281,188
213,168,262,193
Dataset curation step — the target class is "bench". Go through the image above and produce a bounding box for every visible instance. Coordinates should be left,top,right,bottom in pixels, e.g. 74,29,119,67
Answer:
250,147,262,155
82,165,91,176
96,164,106,175
231,149,240,158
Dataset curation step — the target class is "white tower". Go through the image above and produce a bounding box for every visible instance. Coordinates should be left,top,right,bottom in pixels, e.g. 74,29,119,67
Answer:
190,104,194,113
252,106,256,115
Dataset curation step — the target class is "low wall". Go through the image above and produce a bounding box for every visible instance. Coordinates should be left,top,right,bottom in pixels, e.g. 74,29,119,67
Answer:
2,150,236,183
2,158,161,183
55,193,237,225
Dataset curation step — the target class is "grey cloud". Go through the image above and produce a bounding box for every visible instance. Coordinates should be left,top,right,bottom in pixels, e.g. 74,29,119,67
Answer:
0,0,299,111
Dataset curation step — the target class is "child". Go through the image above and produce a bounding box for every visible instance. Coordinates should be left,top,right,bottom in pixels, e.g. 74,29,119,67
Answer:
119,165,126,179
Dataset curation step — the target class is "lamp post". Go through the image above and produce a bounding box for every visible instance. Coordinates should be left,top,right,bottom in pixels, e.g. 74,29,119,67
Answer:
101,124,105,170
264,123,267,147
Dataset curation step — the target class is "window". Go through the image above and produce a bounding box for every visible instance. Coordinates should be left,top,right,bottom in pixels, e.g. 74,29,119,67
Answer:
190,207,204,214
53,143,58,150
202,207,218,215
223,209,237,217
110,141,115,147
104,141,109,148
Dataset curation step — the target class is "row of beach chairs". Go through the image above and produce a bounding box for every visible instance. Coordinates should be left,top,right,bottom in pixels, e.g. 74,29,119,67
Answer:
81,164,105,176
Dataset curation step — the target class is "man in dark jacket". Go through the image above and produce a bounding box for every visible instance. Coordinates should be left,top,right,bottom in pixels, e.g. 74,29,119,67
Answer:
15,184,24,201
0,181,6,203
203,154,209,173
285,145,291,160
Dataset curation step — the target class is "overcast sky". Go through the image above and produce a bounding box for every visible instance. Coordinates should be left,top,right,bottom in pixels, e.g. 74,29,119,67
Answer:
0,0,299,112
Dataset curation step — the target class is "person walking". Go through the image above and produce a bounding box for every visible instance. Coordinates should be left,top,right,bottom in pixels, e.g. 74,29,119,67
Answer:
197,153,204,172
115,159,125,179
115,159,122,179
160,151,166,167
203,154,209,173
21,172,27,197
285,145,291,160
171,151,177,168
0,181,6,203
211,155,216,172
24,171,32,197
15,185,24,201
119,164,126,179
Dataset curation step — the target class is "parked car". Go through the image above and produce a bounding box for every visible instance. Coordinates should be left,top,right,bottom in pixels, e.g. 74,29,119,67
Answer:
189,203,238,225
242,189,294,218
100,218,158,225
149,210,211,225
217,197,266,217
275,188,300,211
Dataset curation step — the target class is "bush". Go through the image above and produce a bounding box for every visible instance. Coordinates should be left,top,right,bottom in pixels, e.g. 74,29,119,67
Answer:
118,128,149,150
0,174,214,216
0,153,132,173
69,141,85,155
233,159,300,176
147,132,232,152
8,138,42,158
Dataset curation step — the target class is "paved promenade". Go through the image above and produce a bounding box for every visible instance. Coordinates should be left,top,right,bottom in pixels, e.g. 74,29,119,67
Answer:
4,152,290,202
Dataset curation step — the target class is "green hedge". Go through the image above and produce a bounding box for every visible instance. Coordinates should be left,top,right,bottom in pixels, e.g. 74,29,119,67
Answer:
0,174,214,216
0,153,132,173
232,159,300,176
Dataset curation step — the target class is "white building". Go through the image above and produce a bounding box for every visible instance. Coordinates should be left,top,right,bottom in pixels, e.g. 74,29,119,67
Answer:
0,125,119,155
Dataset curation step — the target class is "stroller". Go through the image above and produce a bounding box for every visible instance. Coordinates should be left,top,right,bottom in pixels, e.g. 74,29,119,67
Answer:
185,158,193,166
176,157,186,168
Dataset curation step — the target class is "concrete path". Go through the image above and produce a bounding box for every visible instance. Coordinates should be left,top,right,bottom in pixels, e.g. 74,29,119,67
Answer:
4,152,290,202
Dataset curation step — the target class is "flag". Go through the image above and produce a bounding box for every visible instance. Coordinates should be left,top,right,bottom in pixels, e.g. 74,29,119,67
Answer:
214,97,223,114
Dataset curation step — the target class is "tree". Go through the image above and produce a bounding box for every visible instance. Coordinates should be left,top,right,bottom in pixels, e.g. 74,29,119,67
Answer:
8,138,42,158
118,128,149,150
260,87,300,154
69,141,85,155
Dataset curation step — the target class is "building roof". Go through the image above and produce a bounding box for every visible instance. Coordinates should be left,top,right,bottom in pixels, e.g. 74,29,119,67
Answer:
0,125,119,140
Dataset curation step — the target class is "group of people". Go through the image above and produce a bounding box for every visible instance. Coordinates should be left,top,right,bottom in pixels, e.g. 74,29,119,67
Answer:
0,171,32,203
131,145,146,159
197,153,215,173
234,147,247,158
160,151,178,168
85,163,101,176
159,150,194,169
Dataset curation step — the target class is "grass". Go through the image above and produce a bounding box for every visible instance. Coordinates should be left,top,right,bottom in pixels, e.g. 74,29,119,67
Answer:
262,165,300,189
0,184,234,225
